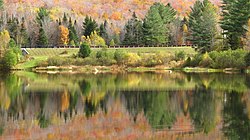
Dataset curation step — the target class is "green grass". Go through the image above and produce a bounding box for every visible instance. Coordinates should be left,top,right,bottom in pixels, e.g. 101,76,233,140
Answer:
26,47,196,56
15,56,48,70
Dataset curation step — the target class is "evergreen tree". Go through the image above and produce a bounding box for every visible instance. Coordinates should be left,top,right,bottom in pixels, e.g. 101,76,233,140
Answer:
37,27,48,46
62,13,68,26
20,17,29,47
0,0,3,10
143,5,166,45
220,0,250,49
99,20,109,44
83,16,98,37
188,0,218,53
36,7,50,26
68,17,78,45
78,42,91,58
7,17,20,44
123,12,143,45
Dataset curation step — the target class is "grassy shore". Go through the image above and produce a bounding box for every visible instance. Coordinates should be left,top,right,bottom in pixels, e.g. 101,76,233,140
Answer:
16,47,195,70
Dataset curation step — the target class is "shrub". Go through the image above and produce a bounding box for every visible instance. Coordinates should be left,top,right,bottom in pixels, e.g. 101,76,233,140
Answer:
174,51,186,61
245,52,250,67
183,57,192,67
126,53,141,66
189,54,203,67
2,49,18,69
209,49,247,69
199,52,213,67
141,54,164,67
78,42,91,58
96,48,115,66
114,49,128,65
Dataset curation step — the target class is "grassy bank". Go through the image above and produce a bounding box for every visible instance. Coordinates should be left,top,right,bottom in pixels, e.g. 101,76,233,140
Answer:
16,47,195,70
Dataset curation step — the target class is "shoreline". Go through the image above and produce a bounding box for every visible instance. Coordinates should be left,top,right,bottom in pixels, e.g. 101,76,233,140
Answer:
11,65,248,74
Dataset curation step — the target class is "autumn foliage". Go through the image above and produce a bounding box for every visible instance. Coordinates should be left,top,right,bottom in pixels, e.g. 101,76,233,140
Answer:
58,25,69,45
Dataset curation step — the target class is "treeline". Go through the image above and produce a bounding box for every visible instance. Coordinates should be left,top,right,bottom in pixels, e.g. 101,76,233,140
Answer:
0,0,249,50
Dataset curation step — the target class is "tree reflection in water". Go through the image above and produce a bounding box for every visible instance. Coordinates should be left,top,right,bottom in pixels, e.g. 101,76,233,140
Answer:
0,72,250,139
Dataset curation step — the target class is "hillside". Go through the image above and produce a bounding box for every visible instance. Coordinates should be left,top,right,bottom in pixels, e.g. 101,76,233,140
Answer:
6,0,221,21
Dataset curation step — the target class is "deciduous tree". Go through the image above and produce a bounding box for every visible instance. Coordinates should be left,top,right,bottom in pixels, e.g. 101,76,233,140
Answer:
58,25,69,45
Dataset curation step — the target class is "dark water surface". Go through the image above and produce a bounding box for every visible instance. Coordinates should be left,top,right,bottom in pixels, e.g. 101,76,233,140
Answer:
0,71,250,139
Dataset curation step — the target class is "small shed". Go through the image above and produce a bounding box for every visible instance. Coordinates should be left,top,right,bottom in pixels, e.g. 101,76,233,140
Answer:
21,48,29,56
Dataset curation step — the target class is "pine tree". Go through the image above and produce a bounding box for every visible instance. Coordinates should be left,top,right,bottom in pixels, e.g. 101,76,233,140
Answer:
36,7,50,26
62,13,68,26
188,0,218,53
78,42,91,58
143,5,166,45
37,27,48,46
246,19,250,50
221,0,250,49
99,21,109,44
20,17,29,47
0,0,4,10
123,12,143,45
68,17,78,45
83,16,98,37
7,17,20,43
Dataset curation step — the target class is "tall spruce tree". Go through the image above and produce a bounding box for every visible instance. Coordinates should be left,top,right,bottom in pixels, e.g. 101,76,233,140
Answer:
68,17,78,45
188,0,218,53
37,27,48,46
143,5,166,45
20,17,29,47
123,12,143,45
143,3,176,45
83,16,98,37
99,20,109,44
221,0,250,49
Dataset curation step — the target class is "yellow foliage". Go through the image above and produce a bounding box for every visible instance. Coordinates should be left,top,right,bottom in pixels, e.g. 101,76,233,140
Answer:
61,90,69,112
0,30,11,50
127,53,141,66
246,19,250,49
0,92,11,110
58,25,69,45
183,24,188,33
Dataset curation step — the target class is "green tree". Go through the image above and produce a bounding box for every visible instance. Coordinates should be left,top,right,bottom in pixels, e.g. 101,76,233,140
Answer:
188,0,218,53
19,17,29,47
109,39,115,46
36,7,50,26
99,20,109,44
123,12,143,45
37,27,48,46
143,3,175,45
0,0,4,10
7,17,19,43
220,0,250,49
2,49,18,69
78,42,91,58
83,16,98,37
68,17,79,45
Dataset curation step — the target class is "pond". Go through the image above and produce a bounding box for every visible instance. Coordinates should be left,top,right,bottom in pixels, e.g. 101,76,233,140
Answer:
0,71,250,139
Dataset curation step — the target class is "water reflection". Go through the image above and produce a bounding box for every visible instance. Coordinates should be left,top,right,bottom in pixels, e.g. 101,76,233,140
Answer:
0,72,250,139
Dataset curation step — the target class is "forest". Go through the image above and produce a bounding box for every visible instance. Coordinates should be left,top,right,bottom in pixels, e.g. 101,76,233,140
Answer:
0,0,249,70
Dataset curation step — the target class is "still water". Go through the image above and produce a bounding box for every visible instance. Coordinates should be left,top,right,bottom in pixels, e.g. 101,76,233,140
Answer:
0,71,250,139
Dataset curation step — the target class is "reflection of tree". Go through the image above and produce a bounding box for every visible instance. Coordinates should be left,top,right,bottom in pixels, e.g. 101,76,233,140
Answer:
189,86,216,133
223,91,250,140
38,111,50,128
79,80,91,96
124,91,176,129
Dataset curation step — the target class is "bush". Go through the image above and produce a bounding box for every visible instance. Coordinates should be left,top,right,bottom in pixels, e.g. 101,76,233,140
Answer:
114,49,128,65
141,54,164,67
174,51,186,61
2,49,18,69
199,52,213,67
78,42,91,58
245,52,250,67
96,48,116,66
209,49,246,69
189,54,203,67
183,57,192,67
126,53,141,66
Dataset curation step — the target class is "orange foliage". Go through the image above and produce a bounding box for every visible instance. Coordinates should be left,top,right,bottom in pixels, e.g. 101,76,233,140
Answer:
58,25,69,45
